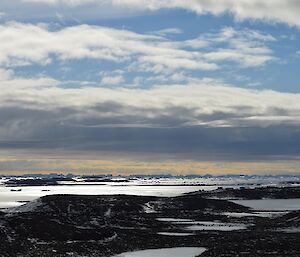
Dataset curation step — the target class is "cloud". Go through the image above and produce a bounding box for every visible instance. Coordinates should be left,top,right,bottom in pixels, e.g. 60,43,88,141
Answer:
0,23,275,79
9,0,300,28
0,22,217,72
1,74,300,129
150,28,183,36
22,0,96,6
197,27,276,67
0,68,59,89
0,72,299,160
101,75,124,86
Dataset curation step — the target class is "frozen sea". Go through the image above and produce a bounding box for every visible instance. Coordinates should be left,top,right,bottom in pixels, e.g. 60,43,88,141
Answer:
0,176,300,209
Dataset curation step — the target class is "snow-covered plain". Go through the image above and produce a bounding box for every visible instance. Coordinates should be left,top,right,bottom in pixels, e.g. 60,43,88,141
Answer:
112,247,206,257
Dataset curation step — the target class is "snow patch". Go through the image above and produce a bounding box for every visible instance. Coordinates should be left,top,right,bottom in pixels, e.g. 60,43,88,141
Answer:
5,199,42,213
158,232,194,236
105,208,112,217
185,223,247,231
143,202,156,213
112,247,206,257
232,199,300,211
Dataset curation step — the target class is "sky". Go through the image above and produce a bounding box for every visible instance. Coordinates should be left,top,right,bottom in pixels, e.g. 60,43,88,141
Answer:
0,0,300,175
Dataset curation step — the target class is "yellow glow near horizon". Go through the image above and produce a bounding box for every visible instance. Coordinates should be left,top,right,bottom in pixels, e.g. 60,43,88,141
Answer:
0,156,299,175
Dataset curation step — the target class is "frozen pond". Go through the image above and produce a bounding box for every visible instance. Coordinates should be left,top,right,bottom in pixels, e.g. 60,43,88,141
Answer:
112,247,206,257
232,199,300,211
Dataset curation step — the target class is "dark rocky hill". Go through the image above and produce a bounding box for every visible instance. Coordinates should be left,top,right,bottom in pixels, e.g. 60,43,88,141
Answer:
190,186,300,199
0,193,299,257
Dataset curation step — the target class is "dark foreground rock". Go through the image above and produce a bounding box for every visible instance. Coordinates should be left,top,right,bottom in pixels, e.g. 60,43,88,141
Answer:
0,194,299,257
189,186,300,199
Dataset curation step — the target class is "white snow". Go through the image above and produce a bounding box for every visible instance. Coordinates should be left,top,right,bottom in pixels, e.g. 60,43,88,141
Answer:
254,211,288,217
185,223,247,231
157,232,194,236
112,247,206,257
143,202,156,213
1,177,299,209
277,227,300,233
222,212,262,217
5,199,42,213
157,218,248,231
157,218,194,223
222,211,287,218
105,208,112,217
0,201,24,209
0,184,218,209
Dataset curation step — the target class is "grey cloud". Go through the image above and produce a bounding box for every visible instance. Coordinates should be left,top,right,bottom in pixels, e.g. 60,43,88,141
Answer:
0,97,300,161
0,72,299,161
1,122,300,161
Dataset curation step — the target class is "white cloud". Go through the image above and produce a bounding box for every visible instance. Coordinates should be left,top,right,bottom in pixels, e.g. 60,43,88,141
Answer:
0,22,217,72
18,0,300,28
0,68,59,89
0,74,299,130
101,75,124,85
0,71,299,162
0,23,275,75
150,28,183,36
199,27,276,67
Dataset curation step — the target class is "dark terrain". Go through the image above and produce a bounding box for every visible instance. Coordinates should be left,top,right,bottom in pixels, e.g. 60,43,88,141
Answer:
191,186,300,199
0,190,299,257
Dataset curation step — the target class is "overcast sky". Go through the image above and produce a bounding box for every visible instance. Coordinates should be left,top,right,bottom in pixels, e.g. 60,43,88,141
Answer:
0,0,300,174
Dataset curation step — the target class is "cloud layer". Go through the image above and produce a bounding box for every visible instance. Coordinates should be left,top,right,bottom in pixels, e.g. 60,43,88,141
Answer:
0,22,275,76
0,1,299,168
0,70,300,160
1,0,299,27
